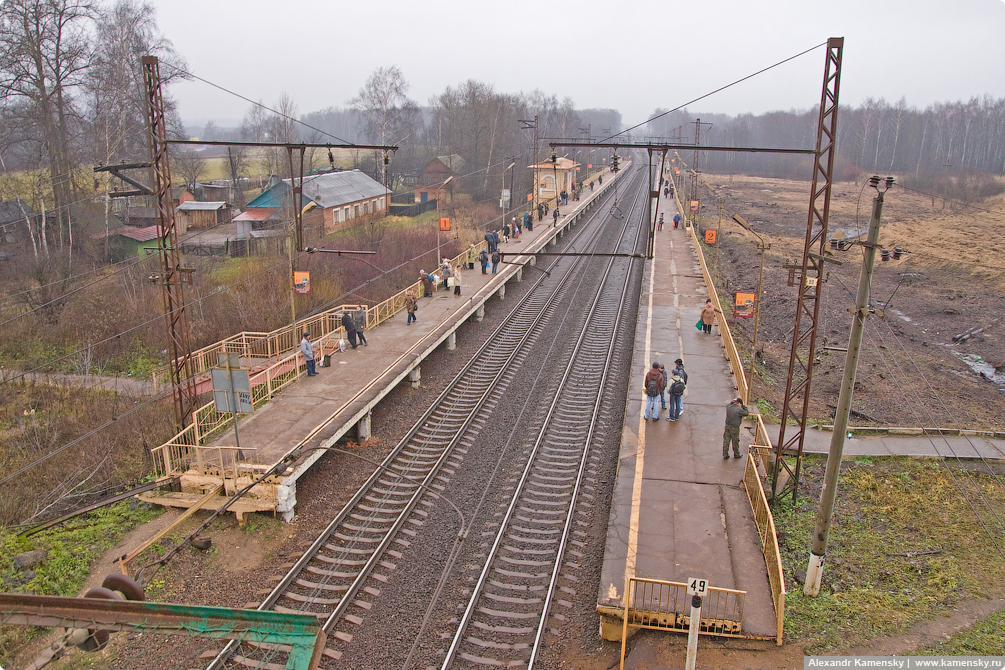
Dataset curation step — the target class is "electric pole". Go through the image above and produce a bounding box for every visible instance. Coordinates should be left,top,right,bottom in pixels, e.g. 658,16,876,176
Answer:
804,175,894,596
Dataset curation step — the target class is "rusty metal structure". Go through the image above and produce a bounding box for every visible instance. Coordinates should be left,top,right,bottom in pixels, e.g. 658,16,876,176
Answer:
772,37,844,502
142,56,198,430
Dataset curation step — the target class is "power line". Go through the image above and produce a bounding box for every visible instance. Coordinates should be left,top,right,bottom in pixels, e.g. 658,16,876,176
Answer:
608,42,827,142
159,62,353,146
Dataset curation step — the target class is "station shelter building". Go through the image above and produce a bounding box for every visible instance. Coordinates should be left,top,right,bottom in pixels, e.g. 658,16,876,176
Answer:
529,156,580,204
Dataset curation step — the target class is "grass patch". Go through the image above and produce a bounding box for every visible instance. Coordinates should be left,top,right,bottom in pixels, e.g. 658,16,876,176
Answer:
915,607,1005,655
1,501,162,596
776,455,1005,652
0,501,162,666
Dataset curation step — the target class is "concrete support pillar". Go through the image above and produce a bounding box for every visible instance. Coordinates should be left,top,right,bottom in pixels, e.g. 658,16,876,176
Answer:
515,267,522,282
529,256,536,267
475,305,485,322
498,285,506,301
446,331,456,351
357,410,372,441
408,367,421,389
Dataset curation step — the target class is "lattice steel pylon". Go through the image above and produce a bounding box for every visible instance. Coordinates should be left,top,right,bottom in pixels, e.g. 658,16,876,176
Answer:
142,56,197,431
771,37,844,502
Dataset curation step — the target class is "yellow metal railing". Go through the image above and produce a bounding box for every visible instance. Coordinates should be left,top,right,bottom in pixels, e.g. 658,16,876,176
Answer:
743,446,786,645
674,168,785,645
619,577,745,667
150,245,483,478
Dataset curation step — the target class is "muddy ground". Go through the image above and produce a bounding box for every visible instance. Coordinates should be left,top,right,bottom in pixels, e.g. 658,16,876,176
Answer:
698,174,1005,429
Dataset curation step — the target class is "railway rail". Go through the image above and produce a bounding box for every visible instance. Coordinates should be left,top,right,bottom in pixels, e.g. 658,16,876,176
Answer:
438,166,647,669
206,158,648,670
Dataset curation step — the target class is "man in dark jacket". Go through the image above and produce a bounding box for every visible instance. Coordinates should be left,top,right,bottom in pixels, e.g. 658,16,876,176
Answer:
341,311,367,348
723,397,750,459
484,231,496,253
478,250,489,274
672,358,688,417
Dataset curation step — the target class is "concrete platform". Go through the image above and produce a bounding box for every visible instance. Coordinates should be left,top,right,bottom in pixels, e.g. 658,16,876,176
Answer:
184,167,631,520
597,207,778,641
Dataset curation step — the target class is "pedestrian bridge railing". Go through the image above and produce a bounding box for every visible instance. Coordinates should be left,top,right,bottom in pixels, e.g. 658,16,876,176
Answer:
148,246,478,480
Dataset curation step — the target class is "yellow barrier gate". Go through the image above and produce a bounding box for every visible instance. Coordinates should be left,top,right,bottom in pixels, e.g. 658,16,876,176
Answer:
619,577,745,669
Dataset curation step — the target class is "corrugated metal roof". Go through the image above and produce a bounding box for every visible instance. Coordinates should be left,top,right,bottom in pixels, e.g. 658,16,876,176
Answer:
233,207,281,222
244,170,385,210
298,170,386,209
117,226,164,242
176,201,228,211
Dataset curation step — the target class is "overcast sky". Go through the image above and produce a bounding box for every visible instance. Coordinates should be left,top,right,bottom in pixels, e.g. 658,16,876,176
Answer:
153,0,1005,130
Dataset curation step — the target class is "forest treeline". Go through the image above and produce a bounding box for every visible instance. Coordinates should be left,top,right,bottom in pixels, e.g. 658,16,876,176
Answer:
645,96,1005,185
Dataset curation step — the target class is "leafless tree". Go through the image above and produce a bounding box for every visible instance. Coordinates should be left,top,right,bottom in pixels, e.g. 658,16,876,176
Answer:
0,0,95,253
173,147,206,190
350,66,419,184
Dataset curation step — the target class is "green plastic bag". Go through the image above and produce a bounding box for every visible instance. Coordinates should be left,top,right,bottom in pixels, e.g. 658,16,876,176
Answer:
695,319,703,331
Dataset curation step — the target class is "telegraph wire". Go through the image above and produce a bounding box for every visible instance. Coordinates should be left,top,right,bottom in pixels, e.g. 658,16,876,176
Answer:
825,271,1005,557
159,62,354,146
607,41,827,142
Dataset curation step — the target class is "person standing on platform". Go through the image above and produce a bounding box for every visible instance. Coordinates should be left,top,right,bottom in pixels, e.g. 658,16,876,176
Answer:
663,186,669,198
590,180,595,191
701,298,720,334
524,211,533,232
667,374,685,421
657,213,664,231
537,203,544,221
478,249,489,274
503,221,511,243
672,358,688,416
467,244,477,270
658,363,668,412
723,397,750,459
598,174,602,185
440,259,452,291
485,230,496,253
301,332,317,376
341,311,359,348
420,271,434,297
673,213,681,229
553,208,559,226
643,362,664,421
405,291,417,325
491,249,500,274
453,265,462,296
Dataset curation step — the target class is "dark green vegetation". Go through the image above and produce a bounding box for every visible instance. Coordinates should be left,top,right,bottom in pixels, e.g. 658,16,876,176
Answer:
777,455,1005,653
0,501,162,666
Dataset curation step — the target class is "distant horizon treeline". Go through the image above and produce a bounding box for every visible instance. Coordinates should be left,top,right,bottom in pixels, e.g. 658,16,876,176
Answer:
645,96,1005,181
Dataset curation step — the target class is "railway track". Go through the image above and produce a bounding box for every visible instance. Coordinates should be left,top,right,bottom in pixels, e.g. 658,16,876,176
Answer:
438,165,647,669
207,162,647,670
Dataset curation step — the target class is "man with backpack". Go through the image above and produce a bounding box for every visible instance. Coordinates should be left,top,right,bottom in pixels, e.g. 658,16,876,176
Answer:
672,358,688,418
667,374,686,421
643,362,664,421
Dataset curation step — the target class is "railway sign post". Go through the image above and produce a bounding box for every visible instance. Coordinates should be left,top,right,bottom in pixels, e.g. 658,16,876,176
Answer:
685,578,707,670
212,353,252,456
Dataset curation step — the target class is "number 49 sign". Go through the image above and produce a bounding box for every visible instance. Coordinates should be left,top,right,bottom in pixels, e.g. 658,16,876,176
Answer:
687,578,708,597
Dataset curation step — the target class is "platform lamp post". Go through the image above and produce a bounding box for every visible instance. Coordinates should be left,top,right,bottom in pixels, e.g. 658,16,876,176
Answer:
435,175,454,265
732,215,767,405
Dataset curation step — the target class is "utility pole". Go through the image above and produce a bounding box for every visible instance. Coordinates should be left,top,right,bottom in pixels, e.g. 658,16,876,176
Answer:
804,175,894,597
519,116,539,215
